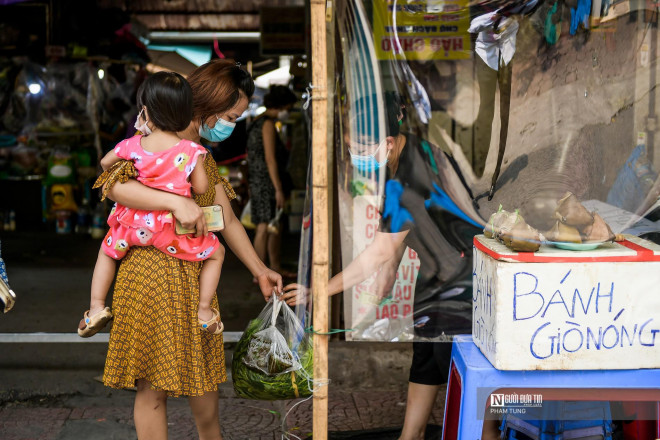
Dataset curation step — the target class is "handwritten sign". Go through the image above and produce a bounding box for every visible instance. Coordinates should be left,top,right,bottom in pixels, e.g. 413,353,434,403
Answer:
473,237,660,370
372,0,471,61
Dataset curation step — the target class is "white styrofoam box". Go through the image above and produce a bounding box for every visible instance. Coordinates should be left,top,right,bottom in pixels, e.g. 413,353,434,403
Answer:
472,234,660,370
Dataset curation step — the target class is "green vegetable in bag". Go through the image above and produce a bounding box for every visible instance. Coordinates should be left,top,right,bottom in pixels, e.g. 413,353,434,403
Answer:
232,297,313,400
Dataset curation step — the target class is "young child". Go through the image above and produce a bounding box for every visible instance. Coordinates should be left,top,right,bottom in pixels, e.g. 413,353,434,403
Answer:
78,71,224,337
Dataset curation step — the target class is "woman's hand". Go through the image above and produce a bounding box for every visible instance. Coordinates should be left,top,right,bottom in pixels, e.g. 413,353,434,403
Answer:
275,189,285,211
255,269,283,301
171,196,207,237
281,283,310,306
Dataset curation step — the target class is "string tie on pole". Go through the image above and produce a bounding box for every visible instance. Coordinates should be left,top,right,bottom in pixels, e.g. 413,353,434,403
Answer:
303,83,327,110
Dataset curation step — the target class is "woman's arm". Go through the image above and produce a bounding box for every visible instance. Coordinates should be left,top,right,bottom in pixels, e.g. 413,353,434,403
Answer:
327,230,408,295
262,119,285,210
214,183,283,299
190,158,209,195
106,179,207,236
281,230,408,305
370,240,407,299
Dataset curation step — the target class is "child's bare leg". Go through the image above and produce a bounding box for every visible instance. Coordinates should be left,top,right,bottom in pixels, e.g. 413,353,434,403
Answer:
198,244,225,322
90,248,116,316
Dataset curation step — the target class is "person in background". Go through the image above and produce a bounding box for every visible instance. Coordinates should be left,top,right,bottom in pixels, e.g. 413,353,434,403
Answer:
99,60,283,440
246,84,298,279
282,92,495,440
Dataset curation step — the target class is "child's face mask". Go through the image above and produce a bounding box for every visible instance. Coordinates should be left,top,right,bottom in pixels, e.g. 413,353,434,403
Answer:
134,108,152,135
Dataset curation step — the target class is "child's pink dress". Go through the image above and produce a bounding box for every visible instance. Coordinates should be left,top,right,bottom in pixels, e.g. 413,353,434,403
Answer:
101,135,219,262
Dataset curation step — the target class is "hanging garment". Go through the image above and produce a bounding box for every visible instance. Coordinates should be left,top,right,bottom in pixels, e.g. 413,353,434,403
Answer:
545,2,562,45
570,0,592,34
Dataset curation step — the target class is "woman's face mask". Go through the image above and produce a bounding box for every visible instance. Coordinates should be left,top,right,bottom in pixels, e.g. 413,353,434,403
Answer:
199,115,236,142
349,139,388,173
277,110,290,121
134,108,152,135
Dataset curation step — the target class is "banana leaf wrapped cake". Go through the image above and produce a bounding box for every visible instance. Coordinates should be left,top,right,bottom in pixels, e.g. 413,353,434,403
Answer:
484,192,617,252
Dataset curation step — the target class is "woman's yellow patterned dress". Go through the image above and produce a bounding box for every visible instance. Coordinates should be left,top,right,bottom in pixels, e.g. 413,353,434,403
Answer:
101,155,234,396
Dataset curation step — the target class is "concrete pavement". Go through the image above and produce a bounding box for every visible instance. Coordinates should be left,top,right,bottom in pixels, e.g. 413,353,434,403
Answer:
0,230,446,439
0,353,446,440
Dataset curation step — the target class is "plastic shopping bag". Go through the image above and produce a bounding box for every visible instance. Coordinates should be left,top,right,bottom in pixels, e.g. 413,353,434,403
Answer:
232,295,313,400
240,200,256,230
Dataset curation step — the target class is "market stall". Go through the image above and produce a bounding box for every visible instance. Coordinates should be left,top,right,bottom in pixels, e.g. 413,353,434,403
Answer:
0,11,151,233
308,0,660,437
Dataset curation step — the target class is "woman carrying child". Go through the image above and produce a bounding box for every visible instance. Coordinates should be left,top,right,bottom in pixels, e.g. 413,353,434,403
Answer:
79,71,225,337
93,60,282,440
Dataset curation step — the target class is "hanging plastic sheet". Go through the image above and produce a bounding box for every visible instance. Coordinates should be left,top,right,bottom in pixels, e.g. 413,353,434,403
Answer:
326,0,660,342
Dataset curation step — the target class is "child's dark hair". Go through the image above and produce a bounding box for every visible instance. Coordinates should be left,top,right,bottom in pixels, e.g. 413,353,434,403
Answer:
263,85,297,109
136,71,193,132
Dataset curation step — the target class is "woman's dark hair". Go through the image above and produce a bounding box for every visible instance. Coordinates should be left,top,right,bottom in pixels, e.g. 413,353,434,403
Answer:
350,91,405,146
136,71,193,132
263,85,297,109
385,91,405,137
187,59,255,123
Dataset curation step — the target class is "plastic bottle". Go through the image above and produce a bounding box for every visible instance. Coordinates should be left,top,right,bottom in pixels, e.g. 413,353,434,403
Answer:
90,203,106,239
55,210,72,234
8,210,15,232
3,211,10,232
75,199,91,235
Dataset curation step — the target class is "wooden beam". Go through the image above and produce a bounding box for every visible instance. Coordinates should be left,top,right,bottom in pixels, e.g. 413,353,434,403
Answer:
97,0,304,13
134,14,259,31
311,0,329,438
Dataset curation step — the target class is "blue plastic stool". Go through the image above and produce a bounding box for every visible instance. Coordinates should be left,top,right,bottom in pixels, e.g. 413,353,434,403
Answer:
501,400,613,439
441,335,660,440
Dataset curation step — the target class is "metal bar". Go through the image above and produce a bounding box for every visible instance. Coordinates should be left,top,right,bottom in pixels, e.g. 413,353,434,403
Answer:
133,11,259,15
148,31,261,43
0,332,243,343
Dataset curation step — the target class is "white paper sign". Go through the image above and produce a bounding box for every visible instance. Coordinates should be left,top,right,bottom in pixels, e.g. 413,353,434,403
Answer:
473,237,660,370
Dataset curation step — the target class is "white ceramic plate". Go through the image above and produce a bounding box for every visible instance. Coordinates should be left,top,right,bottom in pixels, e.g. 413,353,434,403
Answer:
545,241,603,251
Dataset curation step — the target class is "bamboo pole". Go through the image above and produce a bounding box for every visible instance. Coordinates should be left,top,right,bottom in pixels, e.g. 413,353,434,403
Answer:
310,0,329,438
